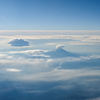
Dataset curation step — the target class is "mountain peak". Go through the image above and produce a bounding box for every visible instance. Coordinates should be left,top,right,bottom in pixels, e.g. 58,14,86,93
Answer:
44,46,77,58
54,47,68,53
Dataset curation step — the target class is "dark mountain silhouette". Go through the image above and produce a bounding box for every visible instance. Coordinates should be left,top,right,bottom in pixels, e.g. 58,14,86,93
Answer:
44,47,78,58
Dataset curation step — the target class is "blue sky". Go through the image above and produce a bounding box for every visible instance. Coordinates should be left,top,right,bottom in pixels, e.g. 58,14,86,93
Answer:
1,1,100,99
0,0,100,30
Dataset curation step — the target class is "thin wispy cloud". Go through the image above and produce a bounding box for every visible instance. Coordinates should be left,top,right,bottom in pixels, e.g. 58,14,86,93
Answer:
6,68,21,72
0,30,100,35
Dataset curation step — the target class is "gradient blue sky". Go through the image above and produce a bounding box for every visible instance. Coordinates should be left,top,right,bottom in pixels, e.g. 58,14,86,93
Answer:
0,0,100,30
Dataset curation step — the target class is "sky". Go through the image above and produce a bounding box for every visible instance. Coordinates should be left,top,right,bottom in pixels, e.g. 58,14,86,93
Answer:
0,0,100,100
0,0,100,30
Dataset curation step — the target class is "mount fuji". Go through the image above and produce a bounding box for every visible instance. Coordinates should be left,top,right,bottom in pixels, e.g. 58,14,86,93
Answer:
43,46,78,58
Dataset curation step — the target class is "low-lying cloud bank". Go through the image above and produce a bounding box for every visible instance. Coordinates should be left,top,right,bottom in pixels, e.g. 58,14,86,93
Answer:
0,48,100,100
0,50,100,82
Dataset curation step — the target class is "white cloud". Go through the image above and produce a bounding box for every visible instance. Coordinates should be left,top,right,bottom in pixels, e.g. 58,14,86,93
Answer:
0,51,100,81
0,30,100,35
0,53,12,59
31,54,50,58
0,30,100,46
0,30,100,44
8,49,48,54
45,43,58,45
56,45,65,49
19,68,100,82
45,54,100,63
69,42,100,45
6,68,21,72
0,34,100,48
0,53,8,58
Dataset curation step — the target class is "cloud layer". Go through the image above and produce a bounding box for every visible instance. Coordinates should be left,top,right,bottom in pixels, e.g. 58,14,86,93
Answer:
0,53,100,100
0,35,100,100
